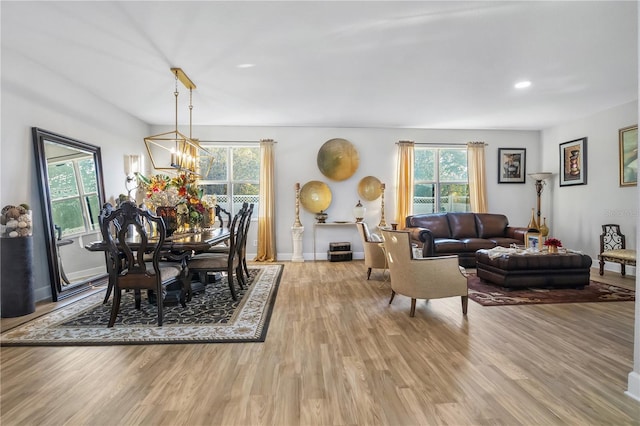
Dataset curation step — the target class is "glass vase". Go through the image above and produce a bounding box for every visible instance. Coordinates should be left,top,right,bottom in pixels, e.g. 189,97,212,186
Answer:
156,206,178,237
539,217,549,237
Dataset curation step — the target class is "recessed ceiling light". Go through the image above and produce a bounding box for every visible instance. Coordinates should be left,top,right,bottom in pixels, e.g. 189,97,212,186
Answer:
514,81,532,89
237,63,255,69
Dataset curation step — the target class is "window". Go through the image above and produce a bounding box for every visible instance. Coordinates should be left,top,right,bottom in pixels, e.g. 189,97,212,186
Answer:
198,144,260,216
414,146,470,213
47,157,100,237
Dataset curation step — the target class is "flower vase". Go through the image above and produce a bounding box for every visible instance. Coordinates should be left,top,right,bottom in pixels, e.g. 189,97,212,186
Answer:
177,213,188,234
527,208,538,231
156,206,178,237
539,218,549,237
189,214,203,233
548,245,558,254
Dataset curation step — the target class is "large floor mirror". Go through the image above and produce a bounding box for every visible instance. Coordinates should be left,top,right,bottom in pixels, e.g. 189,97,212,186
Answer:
32,128,108,301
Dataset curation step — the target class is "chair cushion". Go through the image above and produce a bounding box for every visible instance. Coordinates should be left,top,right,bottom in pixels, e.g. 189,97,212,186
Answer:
158,264,182,283
599,249,637,262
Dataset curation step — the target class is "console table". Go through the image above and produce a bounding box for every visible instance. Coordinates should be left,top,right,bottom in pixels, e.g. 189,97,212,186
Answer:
313,222,357,261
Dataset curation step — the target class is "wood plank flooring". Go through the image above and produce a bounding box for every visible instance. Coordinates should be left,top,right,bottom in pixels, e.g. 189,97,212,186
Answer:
1,262,638,425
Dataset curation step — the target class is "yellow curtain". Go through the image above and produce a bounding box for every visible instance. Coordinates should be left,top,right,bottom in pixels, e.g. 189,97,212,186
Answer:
394,141,414,230
254,139,277,261
467,141,488,213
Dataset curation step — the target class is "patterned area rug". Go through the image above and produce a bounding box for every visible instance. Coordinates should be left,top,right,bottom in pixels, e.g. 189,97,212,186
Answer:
467,274,635,306
1,264,283,346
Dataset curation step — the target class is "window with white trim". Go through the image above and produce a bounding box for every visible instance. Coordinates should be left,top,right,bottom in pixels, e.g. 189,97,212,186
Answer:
198,144,260,216
414,146,470,213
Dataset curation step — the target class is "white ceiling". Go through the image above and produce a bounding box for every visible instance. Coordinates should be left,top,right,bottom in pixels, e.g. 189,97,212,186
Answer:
2,1,638,130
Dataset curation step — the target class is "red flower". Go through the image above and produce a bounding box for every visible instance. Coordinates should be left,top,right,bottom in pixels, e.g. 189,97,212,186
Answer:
544,237,562,247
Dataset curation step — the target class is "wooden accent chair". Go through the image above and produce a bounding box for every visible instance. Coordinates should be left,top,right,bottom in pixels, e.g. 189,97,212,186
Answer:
206,203,254,282
355,222,387,280
100,201,188,327
380,229,468,317
186,205,248,301
599,224,636,276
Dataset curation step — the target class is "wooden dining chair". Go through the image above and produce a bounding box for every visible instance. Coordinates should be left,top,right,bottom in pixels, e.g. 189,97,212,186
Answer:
206,203,254,283
101,201,188,327
186,206,247,301
99,202,121,305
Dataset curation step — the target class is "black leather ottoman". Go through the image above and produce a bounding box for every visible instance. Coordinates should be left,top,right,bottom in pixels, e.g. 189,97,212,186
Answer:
475,249,593,289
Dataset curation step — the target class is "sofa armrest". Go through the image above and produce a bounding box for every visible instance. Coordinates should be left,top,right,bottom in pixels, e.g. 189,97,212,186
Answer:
506,226,528,243
406,227,426,243
406,227,436,256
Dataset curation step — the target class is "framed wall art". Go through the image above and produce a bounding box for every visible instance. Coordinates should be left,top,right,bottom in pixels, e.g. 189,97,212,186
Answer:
498,148,526,183
619,124,638,187
559,137,587,187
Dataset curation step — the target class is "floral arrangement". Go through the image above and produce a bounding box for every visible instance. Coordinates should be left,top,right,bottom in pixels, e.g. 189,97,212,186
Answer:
544,237,563,247
137,172,209,229
137,174,181,208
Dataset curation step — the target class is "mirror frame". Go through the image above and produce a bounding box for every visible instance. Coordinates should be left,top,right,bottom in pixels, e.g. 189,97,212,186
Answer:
32,127,108,301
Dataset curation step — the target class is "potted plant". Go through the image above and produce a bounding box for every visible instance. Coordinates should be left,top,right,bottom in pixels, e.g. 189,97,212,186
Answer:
544,237,563,253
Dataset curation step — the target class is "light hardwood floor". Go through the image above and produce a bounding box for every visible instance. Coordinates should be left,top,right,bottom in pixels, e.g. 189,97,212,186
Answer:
1,262,638,425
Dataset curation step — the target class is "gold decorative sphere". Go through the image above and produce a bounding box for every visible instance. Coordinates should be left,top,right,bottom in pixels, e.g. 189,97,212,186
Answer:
317,138,359,181
300,180,332,213
357,176,382,201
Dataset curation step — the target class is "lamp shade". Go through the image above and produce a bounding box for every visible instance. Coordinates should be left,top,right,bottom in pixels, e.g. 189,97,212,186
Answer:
124,154,141,176
528,172,553,181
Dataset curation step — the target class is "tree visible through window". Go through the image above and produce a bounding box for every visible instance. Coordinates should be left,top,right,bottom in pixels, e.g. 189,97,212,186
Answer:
47,157,100,237
198,144,260,216
414,146,470,213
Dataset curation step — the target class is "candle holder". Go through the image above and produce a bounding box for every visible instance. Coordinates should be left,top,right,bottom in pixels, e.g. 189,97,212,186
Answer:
378,183,387,228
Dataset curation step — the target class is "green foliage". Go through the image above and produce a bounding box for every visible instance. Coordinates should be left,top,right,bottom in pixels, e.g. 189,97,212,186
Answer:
414,147,470,213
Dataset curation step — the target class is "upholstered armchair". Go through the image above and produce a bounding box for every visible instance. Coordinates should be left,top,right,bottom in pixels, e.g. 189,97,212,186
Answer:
355,222,387,280
380,229,468,317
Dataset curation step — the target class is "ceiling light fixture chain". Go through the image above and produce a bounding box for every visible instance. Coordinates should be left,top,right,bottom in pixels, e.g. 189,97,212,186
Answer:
144,67,213,176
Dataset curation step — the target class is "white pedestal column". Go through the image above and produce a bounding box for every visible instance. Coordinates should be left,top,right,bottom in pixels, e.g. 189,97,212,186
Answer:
291,226,304,262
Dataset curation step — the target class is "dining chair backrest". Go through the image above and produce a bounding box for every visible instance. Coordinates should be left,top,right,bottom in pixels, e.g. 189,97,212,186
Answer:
215,204,232,229
100,201,171,326
238,203,254,276
228,205,247,260
102,201,166,282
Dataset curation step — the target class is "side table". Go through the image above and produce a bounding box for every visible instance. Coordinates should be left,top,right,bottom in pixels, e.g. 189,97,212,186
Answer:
1,236,35,317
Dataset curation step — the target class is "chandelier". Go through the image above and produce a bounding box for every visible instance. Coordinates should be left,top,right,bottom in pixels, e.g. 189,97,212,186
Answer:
144,68,212,175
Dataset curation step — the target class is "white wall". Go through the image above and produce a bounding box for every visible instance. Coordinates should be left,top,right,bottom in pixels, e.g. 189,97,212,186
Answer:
155,125,541,261
541,100,638,271
1,49,150,301
4,43,633,296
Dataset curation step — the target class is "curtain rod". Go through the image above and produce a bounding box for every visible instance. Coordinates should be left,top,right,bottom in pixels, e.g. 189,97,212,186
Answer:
396,142,488,146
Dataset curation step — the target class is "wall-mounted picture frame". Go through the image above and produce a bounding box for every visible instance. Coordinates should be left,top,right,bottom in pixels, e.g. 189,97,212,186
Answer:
525,231,544,251
498,148,526,183
619,124,638,187
559,137,587,187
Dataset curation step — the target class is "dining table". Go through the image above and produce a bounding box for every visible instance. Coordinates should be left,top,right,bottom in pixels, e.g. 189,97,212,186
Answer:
85,226,232,304
85,226,231,253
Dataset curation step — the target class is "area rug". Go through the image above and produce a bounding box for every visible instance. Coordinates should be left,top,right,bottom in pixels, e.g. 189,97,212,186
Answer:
1,264,283,346
467,274,635,306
